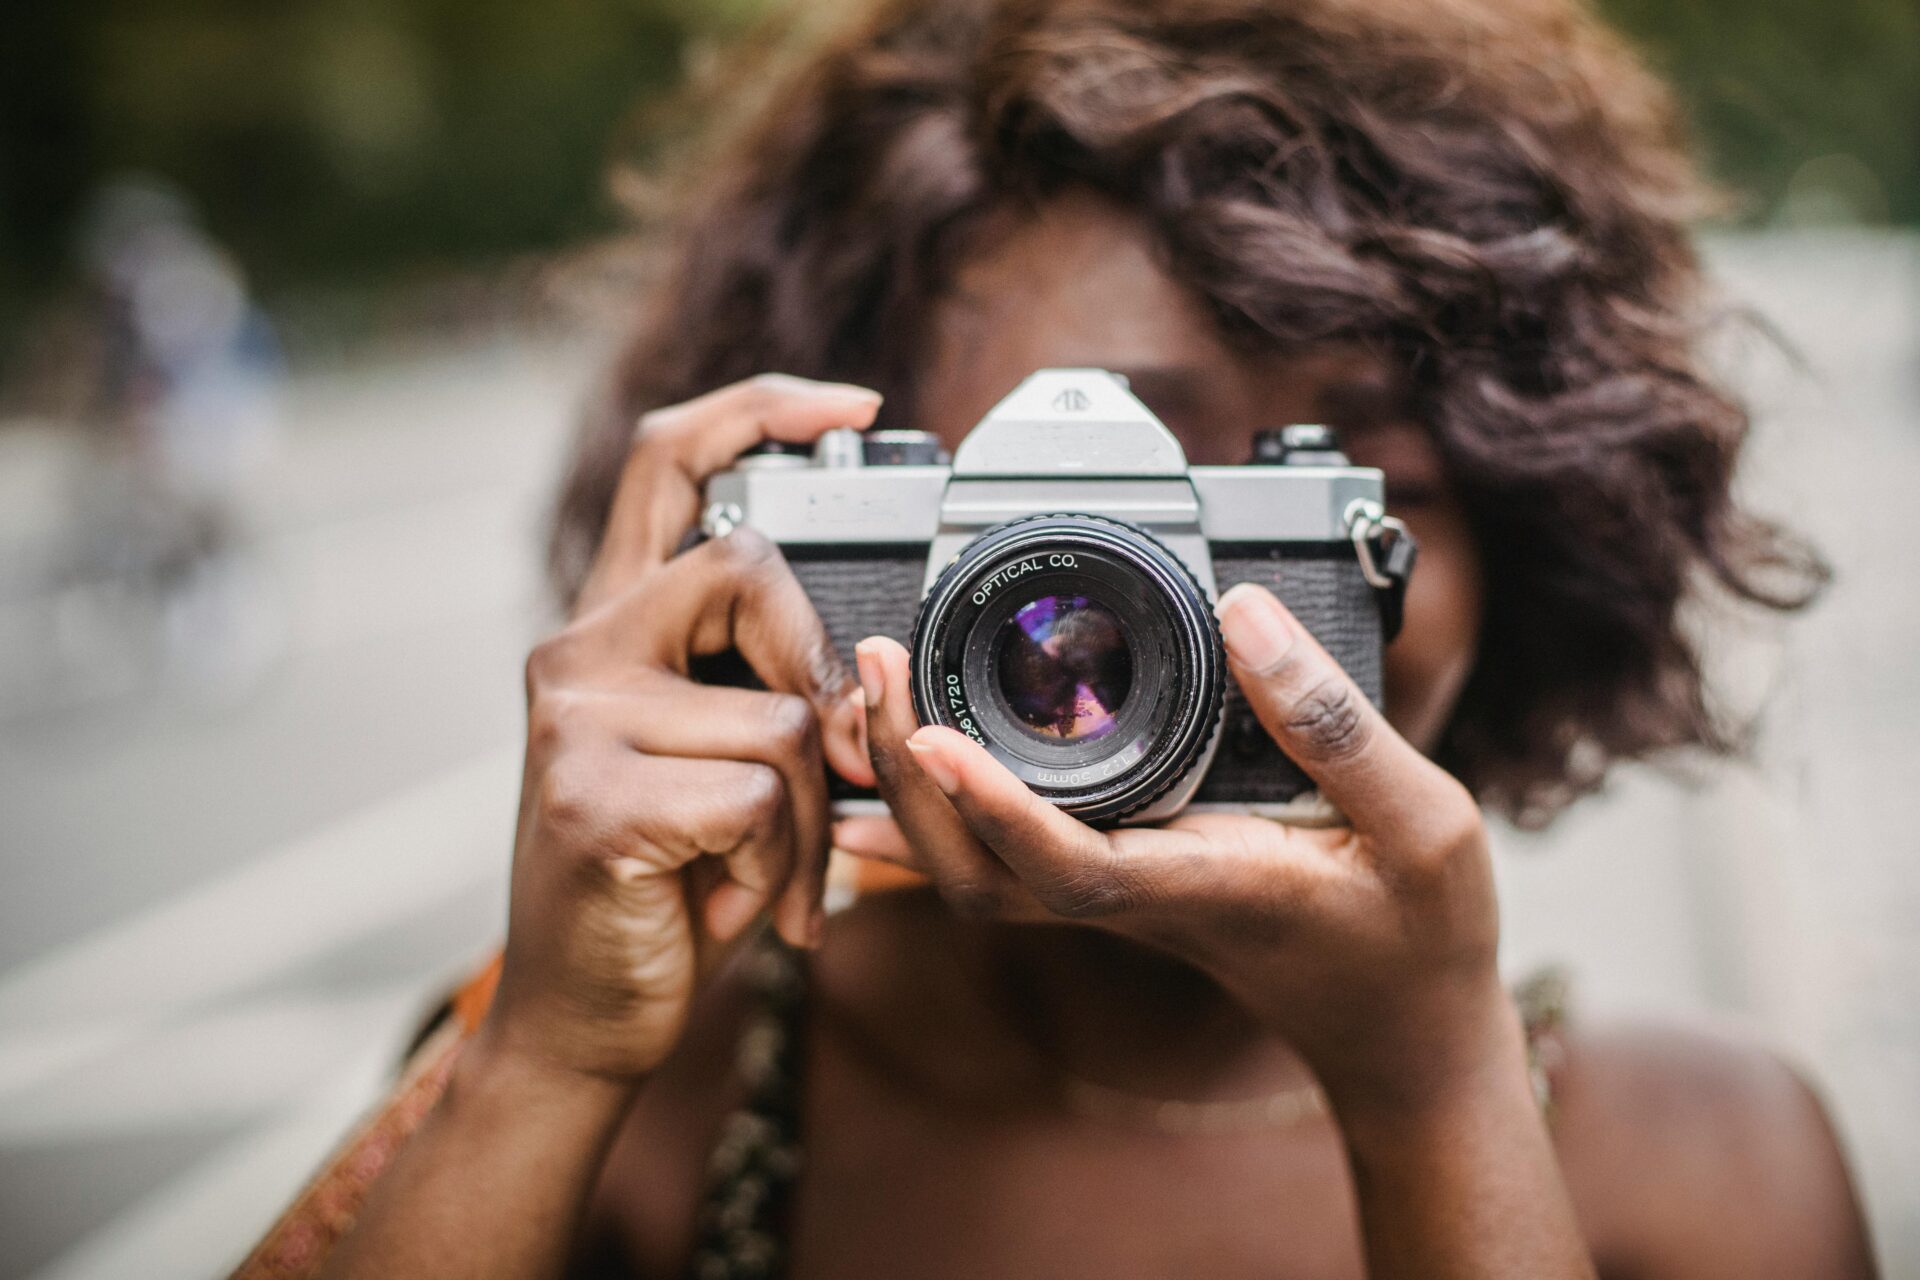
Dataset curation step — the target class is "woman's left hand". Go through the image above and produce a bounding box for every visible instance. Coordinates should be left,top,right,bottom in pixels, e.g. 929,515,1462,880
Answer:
836,580,1517,1120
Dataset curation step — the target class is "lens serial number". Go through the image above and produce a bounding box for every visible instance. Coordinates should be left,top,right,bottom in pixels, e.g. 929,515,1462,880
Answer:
944,673,986,744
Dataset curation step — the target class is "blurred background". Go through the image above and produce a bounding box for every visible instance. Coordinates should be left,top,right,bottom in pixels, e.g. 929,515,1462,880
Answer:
0,0,1914,1276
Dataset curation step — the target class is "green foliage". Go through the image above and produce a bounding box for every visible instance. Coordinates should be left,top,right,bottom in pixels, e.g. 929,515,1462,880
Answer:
1,0,1913,351
1599,0,1919,224
0,0,744,338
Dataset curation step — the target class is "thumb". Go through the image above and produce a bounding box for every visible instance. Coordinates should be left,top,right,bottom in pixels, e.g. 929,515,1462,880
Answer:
1214,582,1464,844
822,686,876,789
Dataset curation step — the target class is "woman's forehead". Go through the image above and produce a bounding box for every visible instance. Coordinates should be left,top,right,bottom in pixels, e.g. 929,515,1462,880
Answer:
933,194,1225,373
919,193,1406,448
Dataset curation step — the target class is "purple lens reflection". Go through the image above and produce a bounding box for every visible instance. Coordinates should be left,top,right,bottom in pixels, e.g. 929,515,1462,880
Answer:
996,594,1134,741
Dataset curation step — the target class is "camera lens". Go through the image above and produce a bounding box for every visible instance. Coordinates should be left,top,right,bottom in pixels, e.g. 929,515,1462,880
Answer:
995,594,1133,742
909,514,1224,825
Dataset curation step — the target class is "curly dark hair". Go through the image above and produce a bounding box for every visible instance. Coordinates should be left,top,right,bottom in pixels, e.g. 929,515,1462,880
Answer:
550,0,1825,826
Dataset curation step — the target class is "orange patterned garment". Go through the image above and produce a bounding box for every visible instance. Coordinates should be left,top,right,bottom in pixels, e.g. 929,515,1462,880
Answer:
226,954,501,1280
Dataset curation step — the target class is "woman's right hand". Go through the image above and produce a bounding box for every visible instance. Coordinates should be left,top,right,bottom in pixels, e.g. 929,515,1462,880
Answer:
478,374,881,1085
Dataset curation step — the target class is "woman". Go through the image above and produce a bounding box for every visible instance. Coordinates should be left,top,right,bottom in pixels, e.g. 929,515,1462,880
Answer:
291,0,1880,1275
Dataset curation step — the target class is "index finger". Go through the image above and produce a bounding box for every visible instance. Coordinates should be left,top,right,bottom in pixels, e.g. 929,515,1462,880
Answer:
894,723,1341,929
577,373,883,610
901,724,1215,921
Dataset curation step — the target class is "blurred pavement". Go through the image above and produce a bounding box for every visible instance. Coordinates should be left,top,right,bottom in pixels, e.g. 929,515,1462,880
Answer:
0,339,577,1277
0,232,1915,1278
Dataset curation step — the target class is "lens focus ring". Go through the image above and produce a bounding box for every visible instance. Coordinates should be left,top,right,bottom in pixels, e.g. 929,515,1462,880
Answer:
908,514,1225,826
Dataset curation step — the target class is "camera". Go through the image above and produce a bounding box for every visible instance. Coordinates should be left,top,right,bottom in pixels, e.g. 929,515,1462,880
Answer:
701,369,1414,826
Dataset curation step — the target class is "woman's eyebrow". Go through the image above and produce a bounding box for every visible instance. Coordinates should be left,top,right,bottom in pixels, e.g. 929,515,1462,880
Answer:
1314,376,1409,427
1108,364,1215,410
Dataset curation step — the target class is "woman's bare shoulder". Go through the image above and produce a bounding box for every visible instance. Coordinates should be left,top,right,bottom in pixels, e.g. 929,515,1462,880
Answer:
1551,1018,1878,1279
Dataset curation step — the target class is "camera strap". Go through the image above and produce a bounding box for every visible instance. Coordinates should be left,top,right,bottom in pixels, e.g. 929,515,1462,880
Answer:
1347,502,1417,641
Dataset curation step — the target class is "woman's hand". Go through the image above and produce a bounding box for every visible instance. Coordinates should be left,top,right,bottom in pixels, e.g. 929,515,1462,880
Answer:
842,582,1599,1279
481,374,879,1086
320,376,882,1280
836,580,1510,1119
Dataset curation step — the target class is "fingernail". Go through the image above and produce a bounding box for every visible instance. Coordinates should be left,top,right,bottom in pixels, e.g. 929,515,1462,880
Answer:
854,641,884,708
846,688,871,761
905,736,959,794
1217,584,1297,673
821,385,883,411
832,818,884,855
775,373,881,402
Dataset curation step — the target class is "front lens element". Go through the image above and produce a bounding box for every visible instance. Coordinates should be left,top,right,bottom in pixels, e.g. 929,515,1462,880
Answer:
996,594,1133,742
908,513,1226,826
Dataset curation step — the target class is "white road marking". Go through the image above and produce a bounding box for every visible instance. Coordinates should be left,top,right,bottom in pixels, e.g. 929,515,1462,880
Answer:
27,1032,405,1280
0,747,516,1094
0,985,428,1144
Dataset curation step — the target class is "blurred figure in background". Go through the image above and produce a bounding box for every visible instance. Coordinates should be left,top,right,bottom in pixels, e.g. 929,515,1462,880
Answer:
55,174,285,699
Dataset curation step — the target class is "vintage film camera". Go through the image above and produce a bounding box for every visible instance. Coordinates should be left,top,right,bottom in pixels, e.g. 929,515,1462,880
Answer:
702,369,1414,826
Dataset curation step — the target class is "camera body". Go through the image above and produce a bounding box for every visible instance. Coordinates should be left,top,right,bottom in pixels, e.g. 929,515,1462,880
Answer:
702,368,1411,826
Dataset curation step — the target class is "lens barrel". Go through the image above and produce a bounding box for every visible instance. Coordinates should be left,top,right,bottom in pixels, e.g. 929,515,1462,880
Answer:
909,514,1225,825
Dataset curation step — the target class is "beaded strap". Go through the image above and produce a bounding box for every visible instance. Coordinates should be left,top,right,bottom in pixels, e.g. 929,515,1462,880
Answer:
686,940,809,1280
1515,965,1572,1120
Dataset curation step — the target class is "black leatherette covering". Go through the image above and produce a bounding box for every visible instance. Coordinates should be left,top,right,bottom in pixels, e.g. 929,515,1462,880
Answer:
787,547,1382,808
